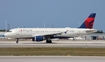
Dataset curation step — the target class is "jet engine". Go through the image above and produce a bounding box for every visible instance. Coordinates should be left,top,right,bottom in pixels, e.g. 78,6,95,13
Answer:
32,36,44,41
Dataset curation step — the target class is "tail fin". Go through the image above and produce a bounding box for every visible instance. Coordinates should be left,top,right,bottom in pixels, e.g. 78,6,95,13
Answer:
79,13,96,29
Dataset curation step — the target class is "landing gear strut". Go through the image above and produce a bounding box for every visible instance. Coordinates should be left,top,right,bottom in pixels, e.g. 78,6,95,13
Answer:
16,38,19,43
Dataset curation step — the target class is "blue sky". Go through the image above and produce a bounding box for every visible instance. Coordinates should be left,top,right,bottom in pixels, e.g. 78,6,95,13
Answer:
0,0,105,31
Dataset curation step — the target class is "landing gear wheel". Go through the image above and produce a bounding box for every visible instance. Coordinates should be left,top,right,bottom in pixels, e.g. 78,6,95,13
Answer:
16,38,19,43
46,39,52,43
32,38,35,41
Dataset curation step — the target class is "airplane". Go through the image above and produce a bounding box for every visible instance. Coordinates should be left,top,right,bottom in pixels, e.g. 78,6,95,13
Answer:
4,13,97,43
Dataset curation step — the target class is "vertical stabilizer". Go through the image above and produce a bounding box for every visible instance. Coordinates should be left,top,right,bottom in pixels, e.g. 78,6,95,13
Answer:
79,13,96,29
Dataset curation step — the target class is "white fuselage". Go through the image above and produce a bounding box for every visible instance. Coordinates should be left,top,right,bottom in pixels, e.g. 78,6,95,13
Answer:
4,27,97,39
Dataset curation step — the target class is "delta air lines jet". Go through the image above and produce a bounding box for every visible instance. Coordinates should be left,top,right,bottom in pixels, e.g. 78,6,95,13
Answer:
4,13,97,43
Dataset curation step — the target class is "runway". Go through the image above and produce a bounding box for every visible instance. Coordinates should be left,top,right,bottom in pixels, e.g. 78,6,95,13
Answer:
0,40,105,48
0,56,105,62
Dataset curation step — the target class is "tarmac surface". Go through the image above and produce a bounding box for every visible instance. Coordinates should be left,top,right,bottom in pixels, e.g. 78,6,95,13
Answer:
0,40,105,48
0,56,105,62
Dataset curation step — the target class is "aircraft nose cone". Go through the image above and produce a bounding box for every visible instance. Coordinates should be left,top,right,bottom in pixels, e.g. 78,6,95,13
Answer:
4,33,11,37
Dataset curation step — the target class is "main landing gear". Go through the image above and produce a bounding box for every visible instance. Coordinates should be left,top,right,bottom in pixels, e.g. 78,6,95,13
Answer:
46,39,52,43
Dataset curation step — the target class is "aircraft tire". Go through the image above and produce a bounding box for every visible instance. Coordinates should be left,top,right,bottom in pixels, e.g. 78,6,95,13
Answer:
46,39,52,43
16,38,19,43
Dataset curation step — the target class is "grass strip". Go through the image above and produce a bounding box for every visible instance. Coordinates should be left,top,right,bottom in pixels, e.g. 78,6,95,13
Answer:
0,47,105,56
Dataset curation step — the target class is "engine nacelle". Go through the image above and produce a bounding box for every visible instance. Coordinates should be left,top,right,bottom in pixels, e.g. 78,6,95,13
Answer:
32,36,44,41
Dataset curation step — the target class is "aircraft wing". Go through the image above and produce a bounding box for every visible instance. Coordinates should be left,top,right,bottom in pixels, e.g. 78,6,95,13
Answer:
32,32,63,37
